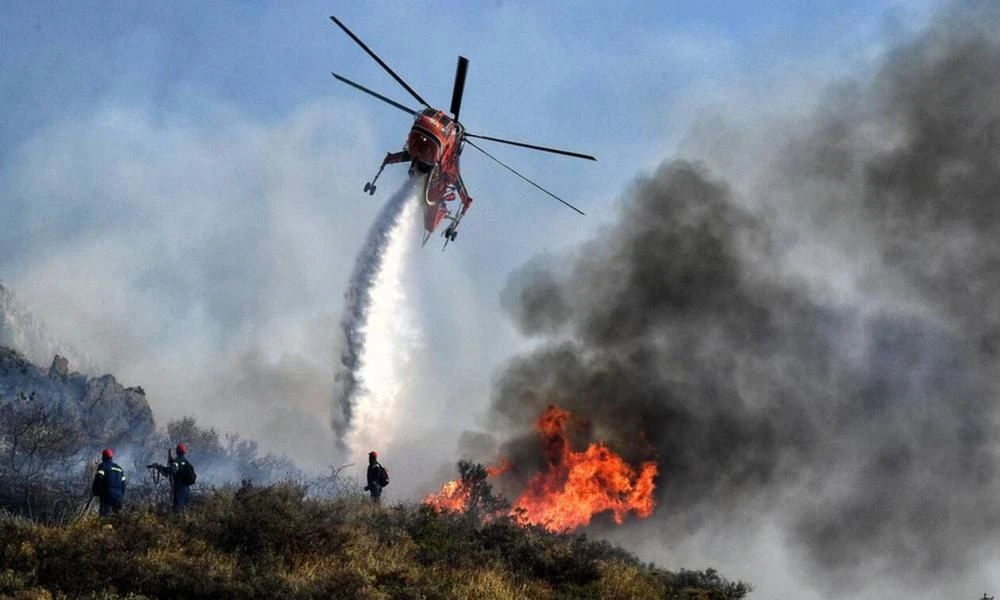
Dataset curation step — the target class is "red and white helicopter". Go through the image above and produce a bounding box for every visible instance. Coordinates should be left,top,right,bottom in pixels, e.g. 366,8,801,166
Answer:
329,15,596,249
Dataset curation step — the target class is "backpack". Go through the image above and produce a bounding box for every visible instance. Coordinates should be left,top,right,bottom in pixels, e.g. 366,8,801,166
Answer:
176,460,197,486
377,464,389,487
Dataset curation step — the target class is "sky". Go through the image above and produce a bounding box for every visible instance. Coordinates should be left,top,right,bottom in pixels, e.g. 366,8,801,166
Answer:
7,1,997,599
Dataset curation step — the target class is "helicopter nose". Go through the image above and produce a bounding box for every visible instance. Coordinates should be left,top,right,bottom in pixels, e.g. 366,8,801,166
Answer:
408,130,441,165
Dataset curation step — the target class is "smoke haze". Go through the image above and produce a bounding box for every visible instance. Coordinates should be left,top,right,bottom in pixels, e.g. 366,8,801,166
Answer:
0,100,383,469
484,3,1000,597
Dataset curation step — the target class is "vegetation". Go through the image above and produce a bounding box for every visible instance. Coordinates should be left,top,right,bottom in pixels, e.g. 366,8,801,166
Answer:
0,391,91,523
1,368,751,599
0,481,751,600
0,395,303,522
455,458,510,519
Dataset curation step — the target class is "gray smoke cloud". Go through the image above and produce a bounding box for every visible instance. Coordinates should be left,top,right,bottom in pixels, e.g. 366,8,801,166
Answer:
485,2,1000,595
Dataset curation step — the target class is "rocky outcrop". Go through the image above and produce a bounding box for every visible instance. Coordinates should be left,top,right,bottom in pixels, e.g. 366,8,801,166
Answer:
0,346,154,449
49,355,69,379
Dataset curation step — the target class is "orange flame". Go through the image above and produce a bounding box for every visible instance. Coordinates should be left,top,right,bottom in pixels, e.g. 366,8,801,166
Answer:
423,479,472,513
423,459,511,513
512,406,658,532
424,405,658,533
486,458,511,477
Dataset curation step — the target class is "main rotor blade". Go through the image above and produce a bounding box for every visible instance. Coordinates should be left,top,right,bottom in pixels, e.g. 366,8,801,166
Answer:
330,15,430,108
466,140,585,216
450,56,469,121
331,72,417,116
465,133,596,161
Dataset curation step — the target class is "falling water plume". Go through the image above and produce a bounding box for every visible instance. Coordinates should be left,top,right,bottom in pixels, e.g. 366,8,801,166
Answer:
334,177,422,450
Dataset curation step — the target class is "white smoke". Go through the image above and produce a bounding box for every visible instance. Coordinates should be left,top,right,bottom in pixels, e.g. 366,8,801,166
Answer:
334,178,425,464
0,281,101,375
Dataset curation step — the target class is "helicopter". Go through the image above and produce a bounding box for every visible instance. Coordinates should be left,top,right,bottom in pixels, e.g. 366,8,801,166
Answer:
329,15,596,249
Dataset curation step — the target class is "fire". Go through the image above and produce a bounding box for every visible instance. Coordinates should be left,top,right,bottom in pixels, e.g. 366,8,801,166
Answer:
486,458,511,477
512,406,658,532
424,405,658,533
423,479,471,513
423,458,513,514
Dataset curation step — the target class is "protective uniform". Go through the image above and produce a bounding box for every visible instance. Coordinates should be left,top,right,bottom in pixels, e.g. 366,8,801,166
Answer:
91,448,127,516
364,450,385,503
154,444,195,511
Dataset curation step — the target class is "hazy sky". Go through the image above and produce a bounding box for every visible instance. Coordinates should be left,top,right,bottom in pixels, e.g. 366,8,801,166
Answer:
8,2,990,599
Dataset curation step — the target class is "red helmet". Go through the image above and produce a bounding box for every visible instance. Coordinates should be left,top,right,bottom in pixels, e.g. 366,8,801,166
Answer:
176,443,188,455
369,451,378,459
102,448,113,459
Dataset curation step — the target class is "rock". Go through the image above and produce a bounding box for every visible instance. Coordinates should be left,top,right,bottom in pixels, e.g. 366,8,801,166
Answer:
49,355,69,379
0,345,155,449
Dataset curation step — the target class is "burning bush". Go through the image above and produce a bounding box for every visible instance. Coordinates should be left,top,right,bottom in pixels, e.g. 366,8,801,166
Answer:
424,459,510,522
425,405,658,533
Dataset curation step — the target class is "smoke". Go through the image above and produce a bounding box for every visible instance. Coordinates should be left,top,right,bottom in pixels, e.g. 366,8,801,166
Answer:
334,178,423,459
0,99,380,468
483,2,1000,596
0,282,101,376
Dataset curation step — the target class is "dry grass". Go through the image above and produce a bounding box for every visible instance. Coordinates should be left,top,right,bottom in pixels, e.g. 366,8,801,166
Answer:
0,482,750,599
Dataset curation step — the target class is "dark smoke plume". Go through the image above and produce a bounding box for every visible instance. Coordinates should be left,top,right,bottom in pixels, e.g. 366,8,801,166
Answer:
333,179,418,445
487,2,1000,590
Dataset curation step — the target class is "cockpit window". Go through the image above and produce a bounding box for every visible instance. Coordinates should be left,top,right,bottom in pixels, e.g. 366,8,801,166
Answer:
418,109,453,131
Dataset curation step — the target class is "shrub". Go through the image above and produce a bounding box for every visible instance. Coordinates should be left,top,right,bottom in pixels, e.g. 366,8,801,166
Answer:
0,482,751,599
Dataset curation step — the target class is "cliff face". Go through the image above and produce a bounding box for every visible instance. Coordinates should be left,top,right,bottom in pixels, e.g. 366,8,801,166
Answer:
0,347,154,448
0,282,100,376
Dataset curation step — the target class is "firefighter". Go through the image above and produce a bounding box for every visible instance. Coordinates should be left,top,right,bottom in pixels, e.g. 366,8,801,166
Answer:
364,450,388,503
91,448,127,516
150,443,197,511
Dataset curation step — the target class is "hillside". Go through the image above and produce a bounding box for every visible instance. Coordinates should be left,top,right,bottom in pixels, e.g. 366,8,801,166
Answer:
0,482,751,600
0,329,751,598
0,347,299,523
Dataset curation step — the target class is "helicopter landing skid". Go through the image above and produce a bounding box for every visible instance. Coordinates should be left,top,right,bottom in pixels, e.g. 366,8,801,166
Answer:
441,213,462,251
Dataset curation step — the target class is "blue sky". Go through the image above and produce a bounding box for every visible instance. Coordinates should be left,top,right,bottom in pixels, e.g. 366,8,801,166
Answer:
1,1,895,139
3,0,928,382
1,2,951,598
1,2,923,256
2,2,922,219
